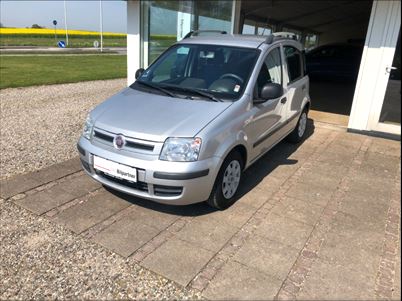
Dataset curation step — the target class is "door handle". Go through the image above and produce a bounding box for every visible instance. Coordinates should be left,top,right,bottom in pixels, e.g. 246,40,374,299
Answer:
386,66,397,73
280,97,287,104
302,84,306,91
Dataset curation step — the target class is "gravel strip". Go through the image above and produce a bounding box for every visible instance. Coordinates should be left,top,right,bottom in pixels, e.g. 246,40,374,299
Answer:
0,79,126,179
0,198,202,300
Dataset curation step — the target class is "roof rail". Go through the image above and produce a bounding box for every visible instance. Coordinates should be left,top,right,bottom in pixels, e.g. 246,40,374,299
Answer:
264,31,298,44
183,30,227,39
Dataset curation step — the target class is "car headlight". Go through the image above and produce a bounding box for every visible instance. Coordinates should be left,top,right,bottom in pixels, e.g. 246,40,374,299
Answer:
82,115,94,140
160,137,202,162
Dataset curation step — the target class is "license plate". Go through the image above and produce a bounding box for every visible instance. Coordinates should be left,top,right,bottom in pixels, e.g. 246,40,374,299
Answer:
93,155,137,182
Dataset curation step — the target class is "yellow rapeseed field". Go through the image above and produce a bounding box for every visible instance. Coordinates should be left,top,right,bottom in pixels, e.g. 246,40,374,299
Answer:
0,28,125,37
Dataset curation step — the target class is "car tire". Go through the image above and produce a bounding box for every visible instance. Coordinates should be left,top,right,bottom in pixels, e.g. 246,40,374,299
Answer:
287,107,308,143
207,151,243,210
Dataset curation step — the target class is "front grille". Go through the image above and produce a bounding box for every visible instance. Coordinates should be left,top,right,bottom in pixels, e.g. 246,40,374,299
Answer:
93,129,155,152
96,170,149,192
126,141,154,151
94,130,113,143
154,185,183,197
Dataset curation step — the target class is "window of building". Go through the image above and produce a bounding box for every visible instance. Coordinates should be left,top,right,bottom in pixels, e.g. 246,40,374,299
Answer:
242,19,256,34
304,34,318,50
257,25,272,36
282,27,301,41
284,46,302,83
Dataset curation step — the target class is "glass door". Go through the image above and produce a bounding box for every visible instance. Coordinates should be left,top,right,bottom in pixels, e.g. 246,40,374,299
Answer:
378,30,400,126
370,20,401,136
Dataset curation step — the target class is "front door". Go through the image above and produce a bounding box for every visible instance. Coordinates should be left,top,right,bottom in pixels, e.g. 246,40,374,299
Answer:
247,46,287,161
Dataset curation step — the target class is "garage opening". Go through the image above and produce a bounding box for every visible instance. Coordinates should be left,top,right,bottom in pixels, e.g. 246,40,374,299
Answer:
239,0,373,126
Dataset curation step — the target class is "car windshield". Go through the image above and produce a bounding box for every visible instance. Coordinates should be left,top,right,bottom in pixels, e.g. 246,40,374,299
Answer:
132,44,260,101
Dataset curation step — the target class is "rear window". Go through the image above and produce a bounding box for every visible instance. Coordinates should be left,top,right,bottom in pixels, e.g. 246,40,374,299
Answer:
284,46,303,83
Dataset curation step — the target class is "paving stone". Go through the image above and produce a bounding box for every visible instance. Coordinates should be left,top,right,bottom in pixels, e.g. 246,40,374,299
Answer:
202,201,257,228
175,216,238,252
368,138,401,157
298,258,376,300
233,234,300,280
53,190,131,234
203,260,283,300
330,210,386,235
339,193,389,221
92,213,160,257
266,163,300,183
316,150,355,166
285,181,334,207
366,151,400,168
277,197,324,226
0,176,39,200
237,185,274,209
142,237,214,287
307,161,348,180
297,170,341,191
394,243,401,300
14,174,100,215
15,185,77,215
130,205,179,231
318,229,384,276
0,157,81,199
255,213,313,249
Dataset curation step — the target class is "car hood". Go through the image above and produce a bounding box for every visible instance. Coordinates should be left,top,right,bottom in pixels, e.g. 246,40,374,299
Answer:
91,87,232,142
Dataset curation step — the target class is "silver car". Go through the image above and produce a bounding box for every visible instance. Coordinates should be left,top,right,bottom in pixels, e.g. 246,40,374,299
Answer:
77,32,310,209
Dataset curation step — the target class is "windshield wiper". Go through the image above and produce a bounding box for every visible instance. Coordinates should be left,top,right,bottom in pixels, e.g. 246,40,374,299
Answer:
160,85,223,102
134,81,177,98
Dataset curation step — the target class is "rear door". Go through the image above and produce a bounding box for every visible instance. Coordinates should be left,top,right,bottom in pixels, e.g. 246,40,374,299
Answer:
283,44,308,125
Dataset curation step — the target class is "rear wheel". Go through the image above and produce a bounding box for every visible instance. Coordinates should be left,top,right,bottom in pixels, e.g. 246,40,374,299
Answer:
207,151,243,210
287,108,308,143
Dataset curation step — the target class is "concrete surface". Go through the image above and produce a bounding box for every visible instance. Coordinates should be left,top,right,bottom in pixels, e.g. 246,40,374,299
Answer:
1,120,400,300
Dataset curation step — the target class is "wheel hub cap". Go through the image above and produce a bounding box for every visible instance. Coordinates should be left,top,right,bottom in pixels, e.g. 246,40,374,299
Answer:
298,112,307,137
222,160,241,199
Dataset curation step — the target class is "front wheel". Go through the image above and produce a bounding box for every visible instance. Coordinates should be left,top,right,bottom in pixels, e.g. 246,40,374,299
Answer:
287,108,308,143
207,151,243,210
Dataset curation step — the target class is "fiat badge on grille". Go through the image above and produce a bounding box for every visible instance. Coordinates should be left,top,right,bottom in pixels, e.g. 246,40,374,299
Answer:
113,134,126,149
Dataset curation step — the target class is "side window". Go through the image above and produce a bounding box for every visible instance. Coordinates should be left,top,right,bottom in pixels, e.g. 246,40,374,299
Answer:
150,46,190,82
284,46,302,83
255,47,282,97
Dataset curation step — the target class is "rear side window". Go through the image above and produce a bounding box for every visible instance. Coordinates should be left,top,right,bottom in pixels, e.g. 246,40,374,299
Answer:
284,46,302,83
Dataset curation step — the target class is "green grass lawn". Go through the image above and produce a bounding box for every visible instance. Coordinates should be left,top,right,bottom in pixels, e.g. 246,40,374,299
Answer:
0,55,127,89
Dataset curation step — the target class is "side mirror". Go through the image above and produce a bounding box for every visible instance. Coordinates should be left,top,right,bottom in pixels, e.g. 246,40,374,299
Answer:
260,82,283,100
135,68,145,79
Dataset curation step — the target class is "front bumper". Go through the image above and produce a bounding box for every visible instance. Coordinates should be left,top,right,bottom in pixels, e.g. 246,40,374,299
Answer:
77,137,222,205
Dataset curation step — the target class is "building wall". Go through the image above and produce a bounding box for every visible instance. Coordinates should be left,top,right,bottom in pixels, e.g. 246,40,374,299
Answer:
348,0,401,134
318,23,368,45
127,0,141,85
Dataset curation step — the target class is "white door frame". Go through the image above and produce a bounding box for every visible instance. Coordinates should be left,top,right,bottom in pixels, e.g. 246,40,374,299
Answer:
348,0,401,135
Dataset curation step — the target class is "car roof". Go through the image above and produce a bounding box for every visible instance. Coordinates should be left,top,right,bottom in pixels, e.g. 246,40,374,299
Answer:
176,34,269,49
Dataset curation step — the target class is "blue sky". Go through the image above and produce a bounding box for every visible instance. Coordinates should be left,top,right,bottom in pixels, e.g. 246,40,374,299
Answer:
0,1,127,33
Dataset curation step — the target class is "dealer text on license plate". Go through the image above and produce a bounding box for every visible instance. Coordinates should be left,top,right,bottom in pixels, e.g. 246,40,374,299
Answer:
93,156,137,182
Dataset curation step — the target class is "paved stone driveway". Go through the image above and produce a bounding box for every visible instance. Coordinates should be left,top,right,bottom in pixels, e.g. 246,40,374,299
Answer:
1,121,400,300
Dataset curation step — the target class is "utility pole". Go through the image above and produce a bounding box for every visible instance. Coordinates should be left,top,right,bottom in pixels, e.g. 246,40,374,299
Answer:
53,20,58,46
100,0,103,52
64,0,69,46
99,0,103,52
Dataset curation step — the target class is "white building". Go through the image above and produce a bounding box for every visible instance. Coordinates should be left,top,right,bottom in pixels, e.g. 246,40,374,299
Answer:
126,0,401,139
